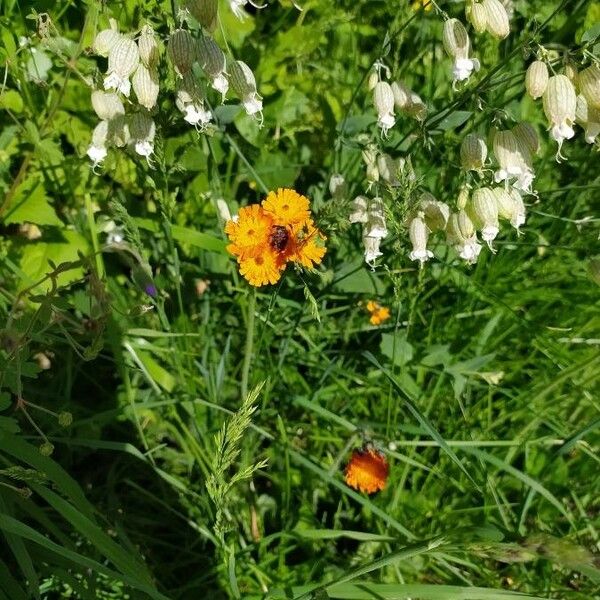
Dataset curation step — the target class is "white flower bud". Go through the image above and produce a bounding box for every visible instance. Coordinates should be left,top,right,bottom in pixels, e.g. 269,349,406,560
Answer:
409,215,434,265
525,61,548,100
470,187,499,248
138,25,160,68
91,90,125,121
132,64,159,110
168,29,196,76
107,115,131,148
575,94,600,144
377,153,398,185
482,0,510,39
460,133,487,170
229,60,262,116
457,186,470,210
565,61,578,86
493,129,534,192
367,70,380,91
373,81,395,135
391,81,411,110
492,186,524,231
197,35,229,97
329,174,347,199
176,73,212,127
129,112,156,159
443,18,470,59
87,121,109,167
185,0,218,31
578,63,600,110
512,122,539,156
93,24,120,57
543,74,576,158
349,196,368,223
467,2,488,33
406,91,427,121
419,193,450,232
447,210,482,263
104,36,140,96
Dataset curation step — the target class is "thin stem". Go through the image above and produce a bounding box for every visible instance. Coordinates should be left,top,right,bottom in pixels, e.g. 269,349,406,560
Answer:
241,288,257,400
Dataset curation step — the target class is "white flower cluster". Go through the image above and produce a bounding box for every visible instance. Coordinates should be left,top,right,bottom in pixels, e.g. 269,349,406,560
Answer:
370,63,427,136
525,58,600,158
87,9,265,169
87,22,159,168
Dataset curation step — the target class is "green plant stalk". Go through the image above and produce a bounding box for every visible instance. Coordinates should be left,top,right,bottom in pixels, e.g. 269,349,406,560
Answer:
241,288,257,401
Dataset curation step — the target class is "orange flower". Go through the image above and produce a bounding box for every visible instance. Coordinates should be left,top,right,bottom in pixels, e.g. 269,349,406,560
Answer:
345,447,389,494
225,189,327,287
366,300,391,325
262,188,311,228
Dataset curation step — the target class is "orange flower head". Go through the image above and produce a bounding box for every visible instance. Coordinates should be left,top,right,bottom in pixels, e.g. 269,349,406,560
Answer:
224,189,327,287
345,447,389,494
225,204,273,260
262,188,311,228
365,300,391,325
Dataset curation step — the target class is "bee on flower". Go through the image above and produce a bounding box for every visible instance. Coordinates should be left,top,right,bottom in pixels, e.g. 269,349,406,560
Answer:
365,300,391,326
345,445,389,494
224,189,327,287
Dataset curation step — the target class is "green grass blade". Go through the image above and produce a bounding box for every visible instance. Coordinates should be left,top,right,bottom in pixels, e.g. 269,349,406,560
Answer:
364,352,481,491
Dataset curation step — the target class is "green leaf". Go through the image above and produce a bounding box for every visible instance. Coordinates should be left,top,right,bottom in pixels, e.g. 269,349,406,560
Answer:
380,332,414,366
17,230,87,291
2,178,62,226
134,218,227,253
0,89,23,112
25,48,52,82
433,110,472,132
0,393,11,411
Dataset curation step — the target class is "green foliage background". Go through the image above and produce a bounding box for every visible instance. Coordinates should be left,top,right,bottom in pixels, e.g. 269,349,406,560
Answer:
0,0,599,598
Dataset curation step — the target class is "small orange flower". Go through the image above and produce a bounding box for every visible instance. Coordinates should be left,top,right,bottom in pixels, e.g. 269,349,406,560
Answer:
365,300,391,325
225,189,327,287
345,447,389,494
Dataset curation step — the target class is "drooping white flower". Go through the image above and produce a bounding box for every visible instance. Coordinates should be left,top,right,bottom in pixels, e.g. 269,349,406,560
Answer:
228,60,263,118
129,112,156,162
103,36,139,97
408,214,434,265
493,129,535,193
349,196,368,223
543,74,577,160
196,34,229,98
373,81,395,136
447,210,482,264
453,57,480,83
176,73,212,127
364,198,387,239
87,121,109,168
363,235,383,266
469,187,499,250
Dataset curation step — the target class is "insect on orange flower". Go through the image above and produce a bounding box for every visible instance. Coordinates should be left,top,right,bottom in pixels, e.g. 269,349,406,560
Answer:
225,188,327,287
345,446,389,495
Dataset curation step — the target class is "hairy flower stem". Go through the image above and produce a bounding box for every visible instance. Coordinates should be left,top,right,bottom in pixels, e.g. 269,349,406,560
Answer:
241,288,257,400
